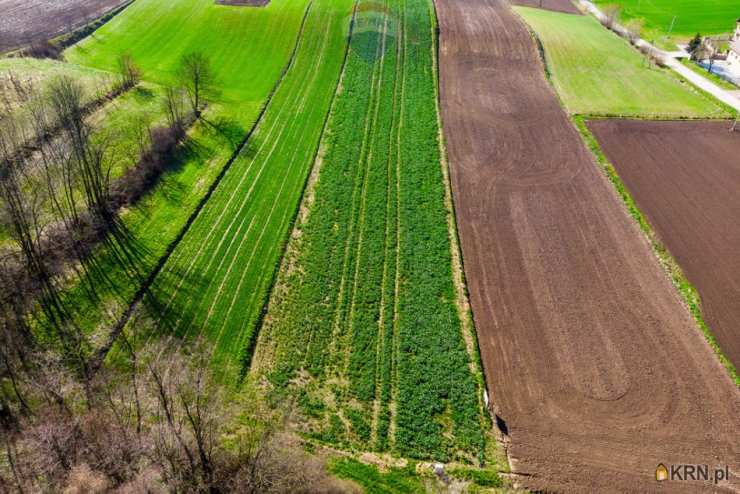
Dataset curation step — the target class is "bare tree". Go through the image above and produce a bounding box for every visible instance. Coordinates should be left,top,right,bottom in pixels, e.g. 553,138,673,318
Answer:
0,338,349,493
600,5,621,30
117,54,141,91
163,86,188,131
177,52,215,117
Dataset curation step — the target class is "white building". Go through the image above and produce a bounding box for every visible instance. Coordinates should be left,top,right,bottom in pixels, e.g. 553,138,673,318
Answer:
728,19,740,71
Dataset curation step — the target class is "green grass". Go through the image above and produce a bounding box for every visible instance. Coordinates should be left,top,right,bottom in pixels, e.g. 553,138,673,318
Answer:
128,0,354,371
252,0,485,463
594,0,740,47
34,0,315,343
680,58,738,90
0,57,112,97
0,59,168,245
66,0,311,122
515,6,730,118
328,458,425,494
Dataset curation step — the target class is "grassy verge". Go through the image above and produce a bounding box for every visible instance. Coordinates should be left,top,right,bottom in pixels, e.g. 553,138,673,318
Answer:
574,115,739,387
329,458,425,493
328,457,506,493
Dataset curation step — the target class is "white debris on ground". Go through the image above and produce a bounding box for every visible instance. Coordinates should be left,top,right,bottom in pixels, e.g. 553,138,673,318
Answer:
697,59,740,86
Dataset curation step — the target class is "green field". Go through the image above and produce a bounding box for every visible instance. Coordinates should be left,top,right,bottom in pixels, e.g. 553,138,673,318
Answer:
66,0,309,121
129,0,354,370
594,0,740,47
5,0,495,470
515,6,730,117
251,0,486,462
38,0,314,339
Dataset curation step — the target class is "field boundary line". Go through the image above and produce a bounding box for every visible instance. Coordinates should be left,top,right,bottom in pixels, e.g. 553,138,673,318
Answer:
89,0,316,373
574,115,739,387
241,0,361,375
430,0,495,458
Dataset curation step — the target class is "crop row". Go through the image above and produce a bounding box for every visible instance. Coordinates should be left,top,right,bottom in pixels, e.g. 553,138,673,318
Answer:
253,0,484,462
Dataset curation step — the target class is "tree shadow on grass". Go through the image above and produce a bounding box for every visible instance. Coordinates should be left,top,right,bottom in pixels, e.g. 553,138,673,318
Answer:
201,115,246,151
137,252,213,343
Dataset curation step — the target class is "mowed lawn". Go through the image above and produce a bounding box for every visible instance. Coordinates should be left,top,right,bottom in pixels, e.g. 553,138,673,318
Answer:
66,0,310,122
515,7,730,117
593,0,740,43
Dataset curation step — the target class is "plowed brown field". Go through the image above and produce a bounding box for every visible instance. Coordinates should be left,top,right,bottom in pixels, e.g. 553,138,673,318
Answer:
588,119,740,370
0,0,126,52
510,0,580,14
435,0,740,492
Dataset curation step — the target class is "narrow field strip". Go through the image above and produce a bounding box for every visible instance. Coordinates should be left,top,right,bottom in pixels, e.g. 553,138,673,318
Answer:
251,0,485,463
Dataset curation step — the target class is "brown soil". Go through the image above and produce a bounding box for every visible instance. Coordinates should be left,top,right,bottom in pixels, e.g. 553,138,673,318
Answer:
510,0,581,14
588,119,740,370
0,0,127,52
435,0,740,492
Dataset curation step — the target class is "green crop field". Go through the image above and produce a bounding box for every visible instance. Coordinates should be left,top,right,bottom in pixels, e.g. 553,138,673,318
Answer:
593,0,740,47
515,6,731,118
251,0,486,462
66,0,310,121
129,0,355,371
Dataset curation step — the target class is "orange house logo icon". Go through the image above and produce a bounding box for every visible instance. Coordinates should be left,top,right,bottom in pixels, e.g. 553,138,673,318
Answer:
656,464,669,481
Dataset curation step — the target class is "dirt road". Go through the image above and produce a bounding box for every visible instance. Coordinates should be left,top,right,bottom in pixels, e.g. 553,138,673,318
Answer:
510,0,580,14
588,119,740,370
435,0,740,491
0,0,126,52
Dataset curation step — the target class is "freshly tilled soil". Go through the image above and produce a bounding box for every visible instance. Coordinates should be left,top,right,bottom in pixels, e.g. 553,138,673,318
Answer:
0,0,126,52
435,0,740,492
588,118,740,371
